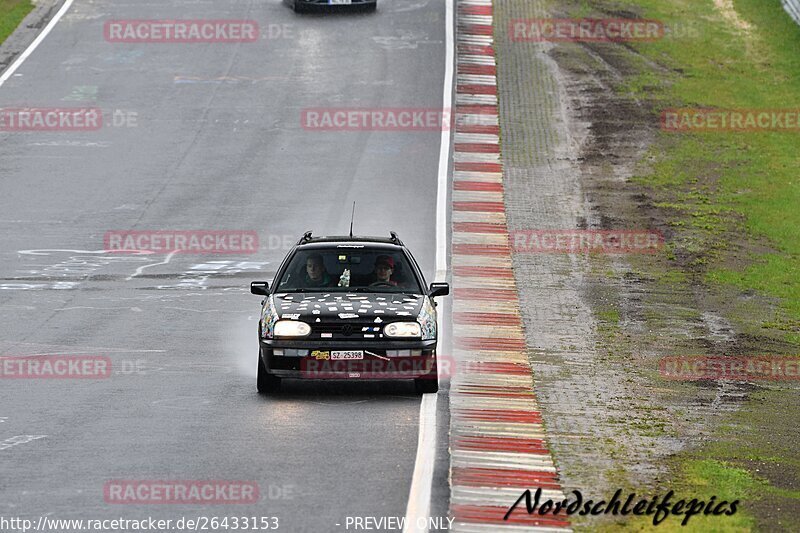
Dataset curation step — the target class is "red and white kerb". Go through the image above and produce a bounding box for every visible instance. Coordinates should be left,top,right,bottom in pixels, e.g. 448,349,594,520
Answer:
450,0,571,530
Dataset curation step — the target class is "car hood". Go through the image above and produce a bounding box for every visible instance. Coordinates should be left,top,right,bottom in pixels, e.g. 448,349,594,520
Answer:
272,292,425,322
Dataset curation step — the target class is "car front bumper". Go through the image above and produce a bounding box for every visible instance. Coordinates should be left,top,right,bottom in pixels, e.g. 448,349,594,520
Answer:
260,339,437,379
297,0,376,5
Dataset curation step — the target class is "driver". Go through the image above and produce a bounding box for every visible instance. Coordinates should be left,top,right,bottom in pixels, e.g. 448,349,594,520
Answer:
303,253,334,288
370,255,398,287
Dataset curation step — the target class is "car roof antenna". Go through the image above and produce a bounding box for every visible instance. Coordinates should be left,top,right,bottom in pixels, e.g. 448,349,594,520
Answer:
349,202,356,237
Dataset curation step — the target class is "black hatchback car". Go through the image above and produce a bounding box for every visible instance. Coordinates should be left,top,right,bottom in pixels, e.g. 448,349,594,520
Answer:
250,232,449,394
287,0,376,13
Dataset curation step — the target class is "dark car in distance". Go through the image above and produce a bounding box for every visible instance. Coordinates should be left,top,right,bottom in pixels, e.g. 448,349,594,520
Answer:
250,232,449,394
287,0,377,13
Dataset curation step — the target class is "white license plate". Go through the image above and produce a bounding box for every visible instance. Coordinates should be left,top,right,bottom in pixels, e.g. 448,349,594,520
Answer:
332,350,364,360
329,0,352,4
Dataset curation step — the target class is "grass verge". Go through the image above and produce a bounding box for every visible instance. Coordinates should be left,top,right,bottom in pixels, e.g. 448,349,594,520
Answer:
0,0,34,48
558,0,800,530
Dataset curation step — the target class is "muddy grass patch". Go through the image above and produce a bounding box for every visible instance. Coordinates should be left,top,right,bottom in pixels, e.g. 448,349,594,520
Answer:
520,0,800,529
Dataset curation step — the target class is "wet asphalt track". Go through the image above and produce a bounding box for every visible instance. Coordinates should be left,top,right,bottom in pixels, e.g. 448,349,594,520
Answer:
0,0,450,530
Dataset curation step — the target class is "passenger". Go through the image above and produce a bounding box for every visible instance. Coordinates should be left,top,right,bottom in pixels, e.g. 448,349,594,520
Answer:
369,255,398,287
303,254,334,288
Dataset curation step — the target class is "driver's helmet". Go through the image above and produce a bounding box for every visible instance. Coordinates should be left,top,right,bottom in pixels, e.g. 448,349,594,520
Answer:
375,255,394,270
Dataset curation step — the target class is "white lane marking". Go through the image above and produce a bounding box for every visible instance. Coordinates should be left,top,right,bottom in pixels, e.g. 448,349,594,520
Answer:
0,0,76,87
18,249,153,256
404,393,439,533
56,306,143,312
403,0,454,531
436,4,454,283
0,435,47,451
126,250,178,281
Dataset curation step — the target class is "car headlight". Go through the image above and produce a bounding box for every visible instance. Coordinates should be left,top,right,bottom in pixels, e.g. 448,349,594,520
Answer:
416,296,437,340
273,320,311,337
384,322,422,338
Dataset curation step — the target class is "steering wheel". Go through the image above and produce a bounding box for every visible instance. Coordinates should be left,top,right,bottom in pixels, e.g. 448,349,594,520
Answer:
369,281,394,287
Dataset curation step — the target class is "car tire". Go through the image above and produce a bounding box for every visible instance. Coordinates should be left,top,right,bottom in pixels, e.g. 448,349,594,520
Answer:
364,3,377,12
414,377,438,394
257,349,281,394
293,1,308,13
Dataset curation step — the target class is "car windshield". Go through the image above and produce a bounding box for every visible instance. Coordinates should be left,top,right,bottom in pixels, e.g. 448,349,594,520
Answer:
275,248,423,293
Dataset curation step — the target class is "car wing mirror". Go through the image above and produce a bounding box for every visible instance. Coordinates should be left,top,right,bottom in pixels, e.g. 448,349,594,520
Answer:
429,282,450,298
250,281,270,295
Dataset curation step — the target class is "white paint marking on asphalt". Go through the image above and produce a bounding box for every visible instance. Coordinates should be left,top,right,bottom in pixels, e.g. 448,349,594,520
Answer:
18,249,153,256
404,393,439,533
0,435,47,451
55,306,143,312
0,0,76,87
403,0,453,531
126,250,178,281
